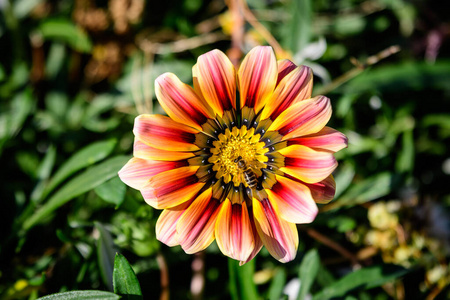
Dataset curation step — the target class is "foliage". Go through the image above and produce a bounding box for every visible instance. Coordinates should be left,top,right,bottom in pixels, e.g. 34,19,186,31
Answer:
1,0,449,299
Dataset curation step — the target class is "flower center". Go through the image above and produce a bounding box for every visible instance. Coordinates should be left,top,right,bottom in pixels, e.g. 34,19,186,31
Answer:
209,126,268,187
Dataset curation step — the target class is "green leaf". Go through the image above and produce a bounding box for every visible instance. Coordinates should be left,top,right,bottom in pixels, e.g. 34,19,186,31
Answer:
228,259,259,300
297,249,320,300
95,176,126,207
312,265,408,300
95,222,118,291
38,19,92,53
267,268,287,300
42,139,117,199
282,0,312,54
0,88,34,151
22,155,130,231
113,253,143,299
329,172,394,210
343,61,450,93
395,130,414,173
333,161,355,199
36,290,120,300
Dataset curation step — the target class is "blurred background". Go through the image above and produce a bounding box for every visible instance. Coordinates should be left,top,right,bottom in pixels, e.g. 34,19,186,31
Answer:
0,0,449,299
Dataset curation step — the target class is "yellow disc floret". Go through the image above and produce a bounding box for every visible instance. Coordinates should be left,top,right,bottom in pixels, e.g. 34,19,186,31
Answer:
209,126,269,186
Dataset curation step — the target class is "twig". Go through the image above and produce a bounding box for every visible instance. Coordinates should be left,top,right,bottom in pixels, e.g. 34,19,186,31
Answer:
157,252,169,300
139,32,229,55
314,45,400,95
305,228,361,268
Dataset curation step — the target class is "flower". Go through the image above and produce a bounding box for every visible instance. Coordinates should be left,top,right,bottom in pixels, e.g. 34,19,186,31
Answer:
118,46,347,263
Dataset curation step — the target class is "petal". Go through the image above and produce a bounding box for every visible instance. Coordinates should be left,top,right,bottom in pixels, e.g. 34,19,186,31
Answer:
276,59,297,85
268,96,332,140
134,114,199,152
215,200,255,262
239,211,263,265
133,140,194,161
176,189,222,254
279,145,338,184
261,65,313,121
156,201,192,247
193,49,237,116
141,166,203,209
266,175,318,224
288,127,348,152
118,157,186,190
302,175,336,204
155,73,215,130
253,197,298,263
238,46,277,113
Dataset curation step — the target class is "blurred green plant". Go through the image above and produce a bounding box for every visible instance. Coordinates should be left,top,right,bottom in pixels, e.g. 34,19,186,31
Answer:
1,0,449,299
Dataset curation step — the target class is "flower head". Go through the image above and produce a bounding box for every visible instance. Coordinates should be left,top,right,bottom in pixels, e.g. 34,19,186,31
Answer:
119,46,347,263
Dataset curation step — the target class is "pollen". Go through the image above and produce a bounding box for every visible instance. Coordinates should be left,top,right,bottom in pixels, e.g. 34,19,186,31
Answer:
209,126,268,186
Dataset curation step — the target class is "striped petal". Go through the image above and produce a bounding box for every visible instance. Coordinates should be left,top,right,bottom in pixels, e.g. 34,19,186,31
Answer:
238,46,277,113
268,96,332,140
155,73,215,130
156,200,192,247
141,166,203,209
261,65,313,121
215,200,255,262
239,211,263,266
177,189,222,254
302,175,336,204
266,175,318,224
118,157,186,190
276,59,297,85
134,114,199,152
279,145,338,184
288,127,348,152
253,197,298,263
193,49,236,116
133,140,194,161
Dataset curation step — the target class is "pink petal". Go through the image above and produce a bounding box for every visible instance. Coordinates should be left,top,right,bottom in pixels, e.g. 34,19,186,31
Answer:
253,197,299,263
266,175,318,224
279,145,338,184
288,126,348,152
156,201,192,247
193,49,237,116
118,157,187,190
133,140,194,161
133,114,200,152
215,200,255,262
155,73,215,130
276,59,297,85
238,46,277,113
268,96,332,140
176,189,222,254
141,166,204,209
261,65,313,121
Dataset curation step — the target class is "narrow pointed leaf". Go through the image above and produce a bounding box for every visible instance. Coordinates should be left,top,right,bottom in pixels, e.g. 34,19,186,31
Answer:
312,265,408,300
22,155,129,231
113,253,143,299
297,249,320,300
36,290,120,300
95,222,117,291
268,268,287,300
95,176,126,207
42,139,117,199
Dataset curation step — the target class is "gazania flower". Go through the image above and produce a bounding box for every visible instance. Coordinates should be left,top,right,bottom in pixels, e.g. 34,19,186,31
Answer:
119,46,347,263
